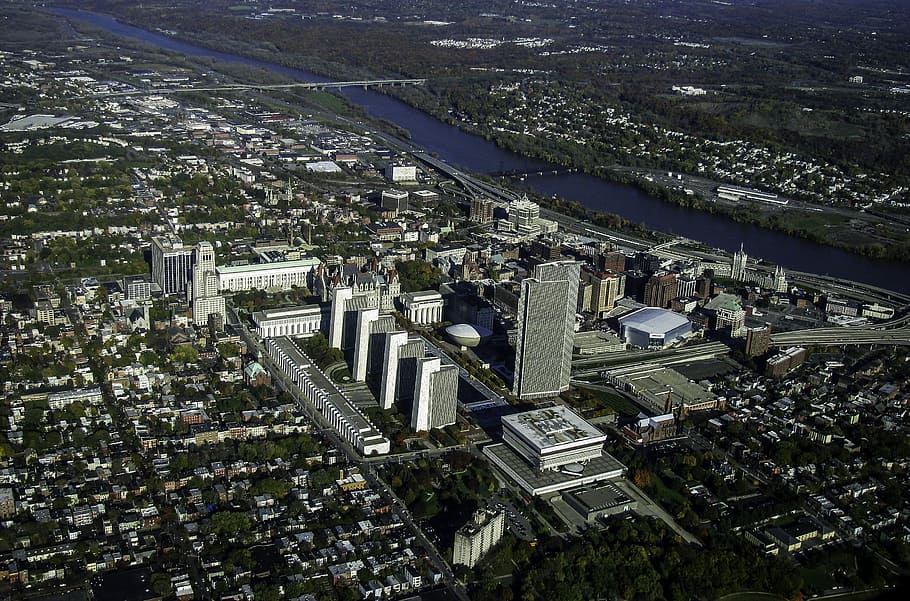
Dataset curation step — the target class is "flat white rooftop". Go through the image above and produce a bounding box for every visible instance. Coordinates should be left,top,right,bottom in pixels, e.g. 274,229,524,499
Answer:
216,257,320,275
618,307,690,335
255,305,324,320
502,406,606,454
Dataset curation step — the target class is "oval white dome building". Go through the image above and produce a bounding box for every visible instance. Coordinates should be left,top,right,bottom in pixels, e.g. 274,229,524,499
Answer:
445,323,492,347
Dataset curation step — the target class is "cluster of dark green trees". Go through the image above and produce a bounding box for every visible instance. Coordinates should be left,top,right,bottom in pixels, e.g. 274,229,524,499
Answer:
382,451,495,521
298,333,344,370
394,260,442,293
473,519,803,601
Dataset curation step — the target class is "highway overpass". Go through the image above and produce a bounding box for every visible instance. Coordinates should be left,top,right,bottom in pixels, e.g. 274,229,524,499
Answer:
770,326,910,348
572,341,731,377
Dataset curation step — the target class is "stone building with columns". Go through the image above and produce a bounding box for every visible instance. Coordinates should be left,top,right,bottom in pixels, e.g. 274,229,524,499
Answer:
401,290,443,325
253,305,328,339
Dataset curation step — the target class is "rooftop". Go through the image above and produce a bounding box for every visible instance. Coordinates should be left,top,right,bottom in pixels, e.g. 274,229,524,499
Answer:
618,307,690,334
705,293,743,313
401,290,442,302
216,257,321,275
254,304,324,321
563,482,633,513
502,406,605,452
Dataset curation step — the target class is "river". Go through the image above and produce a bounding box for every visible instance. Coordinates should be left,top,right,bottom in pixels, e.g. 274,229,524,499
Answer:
53,8,910,293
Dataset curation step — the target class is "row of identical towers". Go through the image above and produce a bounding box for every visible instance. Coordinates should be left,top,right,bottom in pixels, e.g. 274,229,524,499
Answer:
328,285,457,432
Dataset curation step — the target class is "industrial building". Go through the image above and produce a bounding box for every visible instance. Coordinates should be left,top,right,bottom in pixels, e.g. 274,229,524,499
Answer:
384,164,417,183
561,483,637,522
572,330,625,355
603,364,724,416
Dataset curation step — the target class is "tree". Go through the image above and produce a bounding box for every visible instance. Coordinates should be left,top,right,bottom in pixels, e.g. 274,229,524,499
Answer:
169,345,199,365
150,572,173,597
395,260,442,292
209,511,251,538
139,350,160,366
217,341,241,359
632,468,652,489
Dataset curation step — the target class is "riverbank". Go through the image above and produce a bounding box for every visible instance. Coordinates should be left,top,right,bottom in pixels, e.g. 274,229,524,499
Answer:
61,7,909,261
397,100,910,263
51,7,910,292
176,29,910,262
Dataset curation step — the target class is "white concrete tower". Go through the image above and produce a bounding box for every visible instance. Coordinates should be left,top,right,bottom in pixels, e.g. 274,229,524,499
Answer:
379,331,410,410
329,286,353,349
352,307,380,382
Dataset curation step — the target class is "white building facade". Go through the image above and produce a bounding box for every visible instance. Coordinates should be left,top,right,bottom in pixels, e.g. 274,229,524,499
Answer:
453,509,505,568
216,258,320,292
401,290,443,325
253,305,326,339
410,357,458,432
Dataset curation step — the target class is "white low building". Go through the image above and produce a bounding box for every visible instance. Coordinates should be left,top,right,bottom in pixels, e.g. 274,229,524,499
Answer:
502,406,607,472
266,337,390,456
253,305,327,338
401,290,443,325
216,258,321,292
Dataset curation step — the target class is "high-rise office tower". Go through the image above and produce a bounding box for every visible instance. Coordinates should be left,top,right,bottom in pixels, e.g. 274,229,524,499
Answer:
151,235,195,295
696,273,713,298
508,197,540,231
367,316,398,384
512,260,580,400
328,285,380,351
192,242,217,298
411,357,458,431
191,242,225,324
328,286,354,350
677,275,697,299
380,331,409,410
732,243,748,282
581,267,625,317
